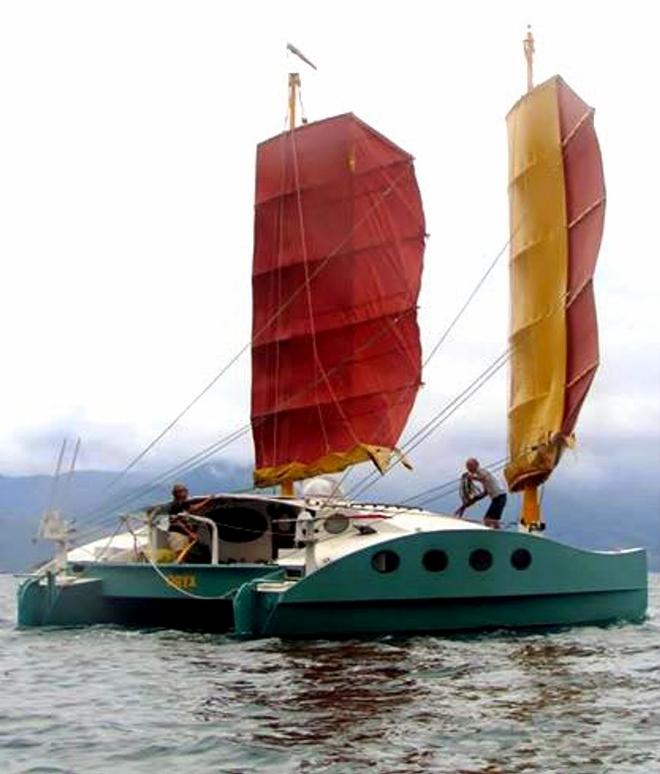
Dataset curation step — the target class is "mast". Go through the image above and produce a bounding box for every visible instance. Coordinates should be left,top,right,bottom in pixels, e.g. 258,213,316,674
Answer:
288,73,301,130
251,74,425,490
281,44,316,497
520,27,542,531
505,30,605,532
524,26,535,93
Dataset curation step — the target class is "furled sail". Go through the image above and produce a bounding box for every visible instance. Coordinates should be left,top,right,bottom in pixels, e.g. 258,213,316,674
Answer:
251,113,425,488
505,76,605,499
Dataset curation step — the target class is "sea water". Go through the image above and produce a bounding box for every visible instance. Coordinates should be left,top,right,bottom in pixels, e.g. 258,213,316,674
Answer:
1,574,658,773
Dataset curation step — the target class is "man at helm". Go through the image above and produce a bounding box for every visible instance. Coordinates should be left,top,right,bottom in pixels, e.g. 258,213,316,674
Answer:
455,458,507,528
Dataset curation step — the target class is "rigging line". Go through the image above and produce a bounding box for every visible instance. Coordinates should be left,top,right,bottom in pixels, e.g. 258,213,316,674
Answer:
324,227,516,506
103,344,252,492
348,276,581,502
413,460,510,509
271,134,288,472
348,351,510,499
61,437,81,518
106,165,414,494
75,311,418,538
349,363,507,502
422,231,514,368
323,226,517,509
290,125,330,452
74,424,253,539
45,438,67,516
400,455,510,505
347,355,508,500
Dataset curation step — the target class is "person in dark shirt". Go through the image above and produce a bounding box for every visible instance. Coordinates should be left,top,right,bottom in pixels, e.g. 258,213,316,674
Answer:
167,483,213,562
168,483,212,515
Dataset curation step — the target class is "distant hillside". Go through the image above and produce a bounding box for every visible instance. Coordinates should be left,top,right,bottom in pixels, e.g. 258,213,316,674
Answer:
0,461,251,572
1,459,658,573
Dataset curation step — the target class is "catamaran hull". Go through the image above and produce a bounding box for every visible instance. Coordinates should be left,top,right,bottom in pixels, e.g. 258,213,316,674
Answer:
17,562,285,631
233,531,648,639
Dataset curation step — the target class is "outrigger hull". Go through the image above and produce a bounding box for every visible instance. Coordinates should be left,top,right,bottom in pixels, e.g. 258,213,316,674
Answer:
17,562,285,631
233,530,647,639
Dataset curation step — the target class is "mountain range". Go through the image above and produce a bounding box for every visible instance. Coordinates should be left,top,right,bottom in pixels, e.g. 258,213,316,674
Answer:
1,460,658,573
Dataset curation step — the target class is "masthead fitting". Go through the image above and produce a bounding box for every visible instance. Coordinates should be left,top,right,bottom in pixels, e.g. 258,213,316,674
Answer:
523,25,535,93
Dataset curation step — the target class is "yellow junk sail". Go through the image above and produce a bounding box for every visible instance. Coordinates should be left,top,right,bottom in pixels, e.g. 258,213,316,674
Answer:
505,75,605,498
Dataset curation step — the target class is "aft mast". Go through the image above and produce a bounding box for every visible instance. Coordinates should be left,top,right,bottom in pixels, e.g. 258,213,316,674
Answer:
505,29,605,530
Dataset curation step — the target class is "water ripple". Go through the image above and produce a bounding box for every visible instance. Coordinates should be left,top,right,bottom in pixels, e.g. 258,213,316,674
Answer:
0,574,658,773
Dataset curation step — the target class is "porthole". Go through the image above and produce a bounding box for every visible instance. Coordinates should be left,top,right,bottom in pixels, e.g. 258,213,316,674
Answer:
371,550,400,573
511,548,532,570
422,549,449,572
324,512,350,535
469,548,493,572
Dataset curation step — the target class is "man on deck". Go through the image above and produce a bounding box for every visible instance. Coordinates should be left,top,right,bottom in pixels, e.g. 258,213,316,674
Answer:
455,458,507,528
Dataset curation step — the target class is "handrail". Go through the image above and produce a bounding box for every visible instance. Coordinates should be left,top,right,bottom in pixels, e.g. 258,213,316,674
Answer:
181,514,220,564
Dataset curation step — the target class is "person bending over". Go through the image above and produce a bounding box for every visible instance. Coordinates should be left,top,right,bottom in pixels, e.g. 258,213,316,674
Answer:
455,458,507,528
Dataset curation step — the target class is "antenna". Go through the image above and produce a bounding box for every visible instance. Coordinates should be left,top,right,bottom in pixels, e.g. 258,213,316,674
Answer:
46,437,67,516
61,437,81,516
285,42,318,130
523,25,535,93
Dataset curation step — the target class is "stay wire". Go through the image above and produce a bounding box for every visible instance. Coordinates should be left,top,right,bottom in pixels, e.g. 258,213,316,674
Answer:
72,310,418,545
347,349,510,500
103,164,413,494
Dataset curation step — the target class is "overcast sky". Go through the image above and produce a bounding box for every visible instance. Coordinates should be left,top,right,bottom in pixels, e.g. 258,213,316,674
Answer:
1,1,658,496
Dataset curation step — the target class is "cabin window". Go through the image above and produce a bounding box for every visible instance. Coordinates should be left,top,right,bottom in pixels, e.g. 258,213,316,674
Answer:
371,550,400,573
324,512,350,535
422,549,449,572
511,548,532,570
469,548,493,572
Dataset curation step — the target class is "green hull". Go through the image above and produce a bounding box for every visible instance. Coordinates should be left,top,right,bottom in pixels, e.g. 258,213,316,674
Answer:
17,531,648,639
233,531,648,638
17,562,285,631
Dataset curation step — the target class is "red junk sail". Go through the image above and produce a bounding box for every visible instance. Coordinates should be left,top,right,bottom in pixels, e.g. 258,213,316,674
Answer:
251,113,425,487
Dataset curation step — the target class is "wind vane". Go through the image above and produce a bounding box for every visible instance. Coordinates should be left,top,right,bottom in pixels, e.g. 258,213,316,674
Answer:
286,42,317,71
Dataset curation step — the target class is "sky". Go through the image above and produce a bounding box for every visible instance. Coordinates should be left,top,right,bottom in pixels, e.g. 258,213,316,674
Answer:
1,1,658,500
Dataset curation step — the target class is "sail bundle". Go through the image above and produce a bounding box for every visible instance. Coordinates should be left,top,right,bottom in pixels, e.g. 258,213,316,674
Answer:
505,76,605,493
251,113,425,487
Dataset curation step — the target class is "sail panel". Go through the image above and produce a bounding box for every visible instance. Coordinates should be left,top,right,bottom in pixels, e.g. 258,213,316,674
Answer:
558,79,604,436
505,79,569,491
505,77,604,492
251,113,425,487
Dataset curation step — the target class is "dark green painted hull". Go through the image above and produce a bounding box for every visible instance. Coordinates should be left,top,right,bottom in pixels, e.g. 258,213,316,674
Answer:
17,562,285,631
233,531,648,639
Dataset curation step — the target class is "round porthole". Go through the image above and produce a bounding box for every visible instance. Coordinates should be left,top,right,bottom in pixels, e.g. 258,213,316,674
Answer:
511,548,532,570
422,549,449,572
324,512,350,535
469,548,493,572
371,550,400,573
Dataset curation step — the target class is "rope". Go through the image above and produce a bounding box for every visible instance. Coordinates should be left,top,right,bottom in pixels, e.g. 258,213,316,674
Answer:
105,164,414,494
347,349,510,499
73,310,418,545
422,235,511,367
290,126,331,451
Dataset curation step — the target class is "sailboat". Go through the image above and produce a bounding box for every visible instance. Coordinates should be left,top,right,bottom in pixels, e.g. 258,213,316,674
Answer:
17,36,647,635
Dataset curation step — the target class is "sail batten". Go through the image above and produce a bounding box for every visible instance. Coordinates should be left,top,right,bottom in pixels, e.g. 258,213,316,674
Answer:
251,113,425,487
505,75,605,493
